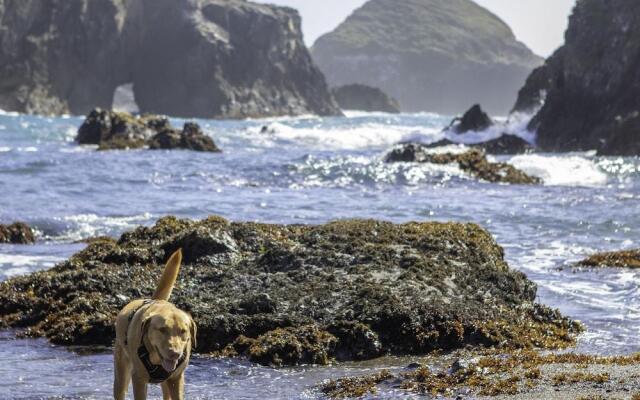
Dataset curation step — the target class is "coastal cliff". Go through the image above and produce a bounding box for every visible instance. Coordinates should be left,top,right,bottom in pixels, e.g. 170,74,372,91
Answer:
514,0,640,155
0,0,341,119
311,0,542,115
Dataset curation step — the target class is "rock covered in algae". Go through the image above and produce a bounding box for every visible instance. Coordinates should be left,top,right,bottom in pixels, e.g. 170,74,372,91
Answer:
319,350,640,399
76,108,220,152
0,222,36,244
577,249,640,269
0,216,579,365
385,146,540,185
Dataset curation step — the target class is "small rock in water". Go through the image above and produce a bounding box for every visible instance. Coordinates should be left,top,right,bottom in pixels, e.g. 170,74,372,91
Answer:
76,108,220,152
449,104,493,134
385,145,541,185
576,249,640,269
0,222,35,244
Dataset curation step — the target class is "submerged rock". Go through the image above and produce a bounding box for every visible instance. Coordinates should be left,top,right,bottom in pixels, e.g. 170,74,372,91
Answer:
0,0,341,119
0,216,579,365
76,109,220,152
513,0,640,155
449,104,494,134
332,84,400,113
577,250,640,269
319,350,640,399
385,146,540,184
0,222,35,244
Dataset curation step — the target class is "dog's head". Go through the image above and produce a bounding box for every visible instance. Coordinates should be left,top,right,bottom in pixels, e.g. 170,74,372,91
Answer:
142,308,197,372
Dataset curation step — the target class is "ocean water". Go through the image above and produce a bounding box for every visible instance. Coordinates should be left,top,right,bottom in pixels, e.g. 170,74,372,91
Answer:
1,110,639,399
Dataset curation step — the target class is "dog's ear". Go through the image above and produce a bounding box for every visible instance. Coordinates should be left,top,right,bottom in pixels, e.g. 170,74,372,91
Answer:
141,317,152,340
189,318,198,350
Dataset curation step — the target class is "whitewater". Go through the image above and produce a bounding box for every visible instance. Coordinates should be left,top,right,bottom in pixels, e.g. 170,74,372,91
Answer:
0,110,639,398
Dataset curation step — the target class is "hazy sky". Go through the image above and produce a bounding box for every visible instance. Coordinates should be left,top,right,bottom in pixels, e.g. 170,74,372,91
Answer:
253,0,577,57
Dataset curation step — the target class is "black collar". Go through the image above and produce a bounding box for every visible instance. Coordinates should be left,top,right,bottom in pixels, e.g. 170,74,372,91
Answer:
137,342,186,384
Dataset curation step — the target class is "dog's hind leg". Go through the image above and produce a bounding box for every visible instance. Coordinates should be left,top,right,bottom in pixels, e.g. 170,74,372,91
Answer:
113,344,131,400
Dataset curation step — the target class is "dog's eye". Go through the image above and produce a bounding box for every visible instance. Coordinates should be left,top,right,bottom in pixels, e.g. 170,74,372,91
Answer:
179,329,187,336
159,327,169,334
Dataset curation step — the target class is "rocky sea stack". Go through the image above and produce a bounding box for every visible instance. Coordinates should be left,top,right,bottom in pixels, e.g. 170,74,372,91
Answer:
332,84,401,113
0,0,341,119
0,216,579,366
76,109,220,152
514,0,640,155
311,0,542,115
449,104,494,134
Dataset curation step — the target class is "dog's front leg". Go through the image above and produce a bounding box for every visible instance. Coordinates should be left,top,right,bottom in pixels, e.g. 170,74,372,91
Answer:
164,374,185,400
131,374,148,400
161,381,172,400
113,345,131,400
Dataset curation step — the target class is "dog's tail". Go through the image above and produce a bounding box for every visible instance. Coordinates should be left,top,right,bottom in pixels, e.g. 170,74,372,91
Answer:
152,248,183,301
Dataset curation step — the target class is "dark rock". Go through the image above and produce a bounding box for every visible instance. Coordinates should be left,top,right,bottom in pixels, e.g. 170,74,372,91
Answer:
332,84,401,113
0,0,341,119
0,222,36,244
385,145,540,184
0,216,580,365
475,134,534,155
236,293,278,315
576,249,640,269
514,0,640,155
426,134,535,155
328,321,383,361
449,105,494,134
77,108,155,149
229,325,338,366
311,0,543,115
76,109,220,152
148,123,221,153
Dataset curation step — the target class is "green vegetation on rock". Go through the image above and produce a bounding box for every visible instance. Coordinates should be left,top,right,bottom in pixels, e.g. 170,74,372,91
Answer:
0,216,579,366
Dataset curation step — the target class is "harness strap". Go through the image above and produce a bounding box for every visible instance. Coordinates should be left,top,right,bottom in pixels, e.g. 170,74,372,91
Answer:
138,343,187,384
124,299,155,346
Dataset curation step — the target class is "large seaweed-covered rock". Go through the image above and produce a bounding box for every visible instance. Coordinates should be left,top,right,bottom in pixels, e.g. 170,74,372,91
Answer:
385,146,540,184
0,222,35,244
0,216,579,365
76,108,220,152
311,0,542,115
332,84,400,113
0,0,341,119
513,0,640,155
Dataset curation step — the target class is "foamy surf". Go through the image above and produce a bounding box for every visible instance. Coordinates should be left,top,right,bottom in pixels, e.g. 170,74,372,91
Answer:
247,122,439,150
508,153,608,186
48,213,154,242
0,253,64,280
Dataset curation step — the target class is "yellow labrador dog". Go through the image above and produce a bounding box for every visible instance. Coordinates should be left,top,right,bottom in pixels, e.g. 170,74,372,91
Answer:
114,249,196,400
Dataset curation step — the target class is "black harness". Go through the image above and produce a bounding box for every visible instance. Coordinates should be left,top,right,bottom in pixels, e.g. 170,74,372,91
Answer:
126,300,187,384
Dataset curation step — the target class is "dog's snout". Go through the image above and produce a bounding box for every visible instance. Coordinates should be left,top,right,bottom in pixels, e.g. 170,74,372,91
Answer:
166,349,182,360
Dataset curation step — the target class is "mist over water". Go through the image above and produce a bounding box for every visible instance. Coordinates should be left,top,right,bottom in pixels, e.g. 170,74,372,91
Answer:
1,111,639,398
